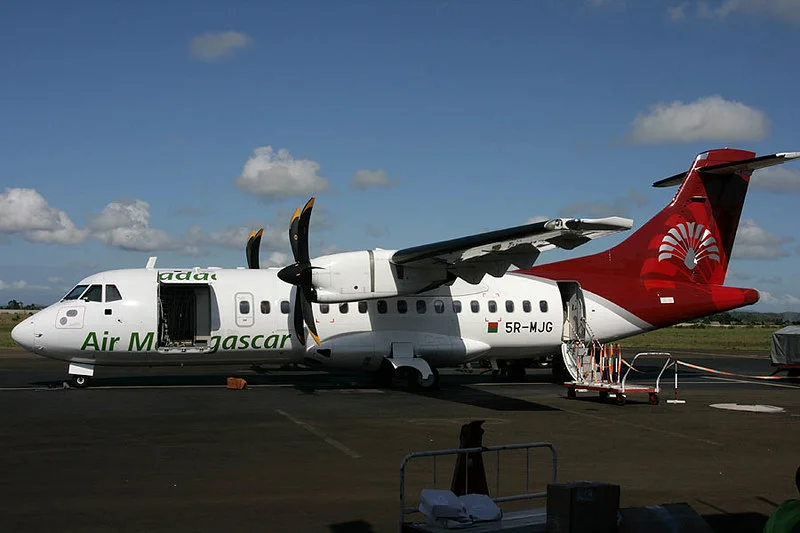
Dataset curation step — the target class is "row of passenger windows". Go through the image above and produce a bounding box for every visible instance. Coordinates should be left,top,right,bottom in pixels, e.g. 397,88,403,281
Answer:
251,299,549,315
63,284,123,303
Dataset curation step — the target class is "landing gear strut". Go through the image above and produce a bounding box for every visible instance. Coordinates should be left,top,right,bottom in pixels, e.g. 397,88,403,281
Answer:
408,366,440,390
68,362,94,389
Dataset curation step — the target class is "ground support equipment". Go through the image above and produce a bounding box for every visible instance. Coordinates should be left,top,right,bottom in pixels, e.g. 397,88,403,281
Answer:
562,346,677,406
399,442,558,532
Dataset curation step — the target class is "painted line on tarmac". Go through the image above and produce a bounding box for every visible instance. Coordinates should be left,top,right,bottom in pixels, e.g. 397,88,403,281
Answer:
555,406,723,447
274,408,361,459
0,384,296,391
702,376,799,390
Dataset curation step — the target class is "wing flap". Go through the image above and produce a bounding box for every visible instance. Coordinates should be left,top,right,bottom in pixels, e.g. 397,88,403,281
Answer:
392,216,632,281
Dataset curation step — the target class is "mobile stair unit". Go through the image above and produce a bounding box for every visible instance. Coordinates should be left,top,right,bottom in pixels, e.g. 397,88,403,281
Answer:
562,341,676,406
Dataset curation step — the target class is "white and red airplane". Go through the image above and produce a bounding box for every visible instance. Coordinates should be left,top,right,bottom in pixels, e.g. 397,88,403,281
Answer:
11,148,799,388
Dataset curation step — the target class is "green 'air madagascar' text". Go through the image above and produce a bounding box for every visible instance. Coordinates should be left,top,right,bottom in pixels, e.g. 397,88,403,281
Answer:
81,331,292,353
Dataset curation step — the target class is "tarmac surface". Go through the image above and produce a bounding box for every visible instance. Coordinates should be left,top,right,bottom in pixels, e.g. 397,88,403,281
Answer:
0,348,797,533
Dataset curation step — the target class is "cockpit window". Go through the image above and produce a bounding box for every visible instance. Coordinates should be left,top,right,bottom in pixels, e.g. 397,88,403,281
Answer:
106,285,122,302
82,285,103,302
63,285,88,300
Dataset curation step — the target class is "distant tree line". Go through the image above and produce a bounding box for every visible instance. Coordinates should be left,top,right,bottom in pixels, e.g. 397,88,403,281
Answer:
2,300,43,310
694,311,800,326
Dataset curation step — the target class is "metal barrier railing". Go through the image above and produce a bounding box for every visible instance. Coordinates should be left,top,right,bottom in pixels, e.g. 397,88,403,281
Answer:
621,352,673,393
399,442,557,532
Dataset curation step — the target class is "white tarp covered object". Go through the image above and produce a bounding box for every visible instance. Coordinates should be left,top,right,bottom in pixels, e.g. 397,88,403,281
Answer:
770,326,800,366
418,489,503,528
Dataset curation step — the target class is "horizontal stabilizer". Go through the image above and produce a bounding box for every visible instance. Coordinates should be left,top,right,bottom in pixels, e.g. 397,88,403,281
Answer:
653,151,800,188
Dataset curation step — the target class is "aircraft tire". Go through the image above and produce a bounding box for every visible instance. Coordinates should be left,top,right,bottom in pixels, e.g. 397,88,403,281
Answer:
551,356,571,384
409,367,439,390
70,375,91,388
508,363,526,381
373,360,395,388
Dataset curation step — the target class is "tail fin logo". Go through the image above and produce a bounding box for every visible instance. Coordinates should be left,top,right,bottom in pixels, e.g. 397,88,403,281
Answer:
658,222,720,270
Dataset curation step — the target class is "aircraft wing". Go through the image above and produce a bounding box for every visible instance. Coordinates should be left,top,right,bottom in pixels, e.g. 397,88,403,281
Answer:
391,216,633,283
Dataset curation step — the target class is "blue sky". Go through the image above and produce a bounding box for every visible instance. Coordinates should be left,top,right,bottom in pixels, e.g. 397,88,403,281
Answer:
1,0,799,311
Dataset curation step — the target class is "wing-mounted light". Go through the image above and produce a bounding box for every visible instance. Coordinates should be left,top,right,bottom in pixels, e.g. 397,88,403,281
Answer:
277,198,321,346
245,228,263,269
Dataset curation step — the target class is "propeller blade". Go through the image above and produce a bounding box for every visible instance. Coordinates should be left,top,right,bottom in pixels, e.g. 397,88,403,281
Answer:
296,198,314,265
248,228,263,270
293,291,306,345
245,230,256,269
289,208,301,262
301,287,320,346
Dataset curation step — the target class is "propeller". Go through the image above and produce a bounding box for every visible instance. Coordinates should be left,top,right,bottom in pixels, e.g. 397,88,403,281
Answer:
277,198,320,346
245,228,263,269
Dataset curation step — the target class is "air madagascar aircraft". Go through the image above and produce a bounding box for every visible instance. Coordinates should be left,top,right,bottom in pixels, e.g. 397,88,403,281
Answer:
11,148,800,389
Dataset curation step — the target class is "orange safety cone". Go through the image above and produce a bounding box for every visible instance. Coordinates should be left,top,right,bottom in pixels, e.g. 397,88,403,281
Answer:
226,377,248,390
451,420,489,496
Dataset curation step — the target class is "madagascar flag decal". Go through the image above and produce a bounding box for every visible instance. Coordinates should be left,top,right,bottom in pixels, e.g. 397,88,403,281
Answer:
487,322,498,333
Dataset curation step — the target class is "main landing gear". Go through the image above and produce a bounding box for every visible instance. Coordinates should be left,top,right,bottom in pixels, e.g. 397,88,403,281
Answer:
373,358,440,390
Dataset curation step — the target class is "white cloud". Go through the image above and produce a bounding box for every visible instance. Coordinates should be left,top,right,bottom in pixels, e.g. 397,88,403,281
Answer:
526,216,550,224
184,223,284,251
88,200,175,252
352,169,395,189
558,189,647,218
751,166,800,193
0,188,88,244
235,146,330,201
189,31,252,61
0,280,50,291
698,0,800,22
668,2,689,20
732,218,792,259
264,252,290,267
629,95,769,144
757,291,800,306
47,277,65,284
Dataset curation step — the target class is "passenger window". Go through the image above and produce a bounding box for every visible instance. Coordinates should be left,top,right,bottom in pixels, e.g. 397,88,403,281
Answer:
434,300,445,314
260,301,270,314
416,300,426,314
339,303,349,314
320,303,330,314
358,301,368,313
239,300,250,314
106,285,122,302
540,300,548,313
505,300,514,312
471,300,480,313
488,300,497,313
63,285,88,301
397,300,407,314
82,285,102,302
377,300,387,314
453,300,462,313
523,300,531,313
280,300,290,314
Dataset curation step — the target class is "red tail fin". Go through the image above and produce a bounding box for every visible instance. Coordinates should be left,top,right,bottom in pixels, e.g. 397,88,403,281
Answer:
523,148,800,326
619,148,754,286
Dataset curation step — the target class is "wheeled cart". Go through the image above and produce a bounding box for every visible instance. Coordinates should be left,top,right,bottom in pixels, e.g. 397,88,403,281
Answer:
562,347,676,406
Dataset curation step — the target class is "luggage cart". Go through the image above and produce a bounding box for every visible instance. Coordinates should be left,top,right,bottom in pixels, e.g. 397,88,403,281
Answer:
563,346,675,406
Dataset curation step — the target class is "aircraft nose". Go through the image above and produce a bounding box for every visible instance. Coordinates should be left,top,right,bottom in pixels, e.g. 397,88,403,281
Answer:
11,317,35,350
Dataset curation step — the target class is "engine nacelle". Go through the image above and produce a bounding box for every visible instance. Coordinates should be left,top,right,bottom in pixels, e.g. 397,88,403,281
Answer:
310,249,447,303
